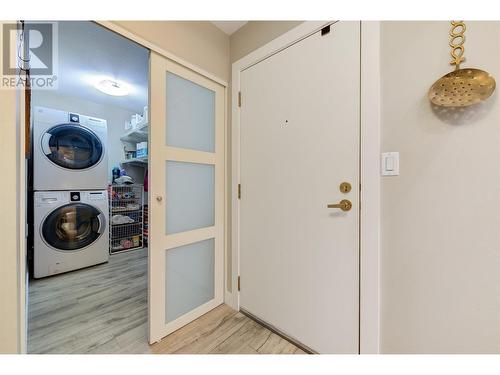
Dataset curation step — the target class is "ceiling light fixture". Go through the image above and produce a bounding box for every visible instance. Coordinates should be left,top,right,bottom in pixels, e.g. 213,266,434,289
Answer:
94,78,131,96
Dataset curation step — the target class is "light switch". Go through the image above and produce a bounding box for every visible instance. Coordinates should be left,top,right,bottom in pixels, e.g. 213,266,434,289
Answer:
385,157,394,171
381,152,399,176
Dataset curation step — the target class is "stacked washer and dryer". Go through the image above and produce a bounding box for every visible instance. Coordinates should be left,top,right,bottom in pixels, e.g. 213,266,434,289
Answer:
33,107,109,278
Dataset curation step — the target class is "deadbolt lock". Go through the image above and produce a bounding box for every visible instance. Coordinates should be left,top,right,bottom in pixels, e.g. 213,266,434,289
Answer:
339,182,352,193
327,199,352,212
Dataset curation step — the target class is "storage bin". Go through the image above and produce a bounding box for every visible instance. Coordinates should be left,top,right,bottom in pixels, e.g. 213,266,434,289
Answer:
136,141,148,157
131,114,143,129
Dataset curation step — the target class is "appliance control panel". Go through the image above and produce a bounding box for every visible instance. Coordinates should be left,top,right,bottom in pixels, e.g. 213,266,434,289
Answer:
88,192,106,201
70,192,81,201
35,191,65,206
69,113,80,123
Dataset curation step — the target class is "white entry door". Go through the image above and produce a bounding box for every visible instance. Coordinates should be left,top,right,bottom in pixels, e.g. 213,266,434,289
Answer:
148,52,225,343
239,21,360,353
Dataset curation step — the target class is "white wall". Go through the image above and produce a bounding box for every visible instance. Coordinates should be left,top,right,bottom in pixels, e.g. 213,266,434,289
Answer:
31,91,145,184
380,21,500,353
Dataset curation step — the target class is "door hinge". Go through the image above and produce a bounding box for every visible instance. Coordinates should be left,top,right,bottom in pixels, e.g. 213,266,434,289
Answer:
238,276,241,291
321,25,331,36
359,184,362,210
237,183,241,199
238,91,242,107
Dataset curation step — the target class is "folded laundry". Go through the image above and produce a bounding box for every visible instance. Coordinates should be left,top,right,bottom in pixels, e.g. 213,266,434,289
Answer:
111,214,135,225
114,176,134,185
126,203,140,210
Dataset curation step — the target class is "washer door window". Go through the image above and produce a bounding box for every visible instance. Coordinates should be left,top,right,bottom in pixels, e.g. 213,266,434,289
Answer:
41,124,103,170
42,203,106,251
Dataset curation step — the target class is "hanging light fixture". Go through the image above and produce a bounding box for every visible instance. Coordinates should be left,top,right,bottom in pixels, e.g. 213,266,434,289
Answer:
94,78,131,96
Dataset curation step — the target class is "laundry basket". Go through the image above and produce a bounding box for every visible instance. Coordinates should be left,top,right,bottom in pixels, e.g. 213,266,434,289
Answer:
108,184,144,254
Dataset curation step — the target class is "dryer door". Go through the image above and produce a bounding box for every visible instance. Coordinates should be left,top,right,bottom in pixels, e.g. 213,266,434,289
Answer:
42,203,106,251
41,124,104,170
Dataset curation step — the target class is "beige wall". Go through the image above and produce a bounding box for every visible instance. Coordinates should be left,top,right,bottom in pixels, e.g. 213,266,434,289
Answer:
380,21,500,353
113,21,230,82
230,21,303,63
0,21,22,353
0,88,21,354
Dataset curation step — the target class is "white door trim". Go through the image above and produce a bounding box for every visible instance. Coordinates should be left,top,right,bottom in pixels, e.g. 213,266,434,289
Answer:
7,20,28,354
359,21,381,354
229,21,381,354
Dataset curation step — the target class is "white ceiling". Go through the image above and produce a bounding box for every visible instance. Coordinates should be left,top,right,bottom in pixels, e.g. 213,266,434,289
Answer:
211,21,248,35
38,21,149,113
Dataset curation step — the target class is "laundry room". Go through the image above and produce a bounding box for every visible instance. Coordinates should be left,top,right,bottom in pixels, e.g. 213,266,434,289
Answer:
27,21,151,353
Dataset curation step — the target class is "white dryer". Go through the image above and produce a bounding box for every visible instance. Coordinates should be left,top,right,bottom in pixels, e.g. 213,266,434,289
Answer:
33,106,108,190
34,190,109,278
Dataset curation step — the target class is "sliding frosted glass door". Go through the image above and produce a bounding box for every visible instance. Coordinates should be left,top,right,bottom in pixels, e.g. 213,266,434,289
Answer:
149,52,225,343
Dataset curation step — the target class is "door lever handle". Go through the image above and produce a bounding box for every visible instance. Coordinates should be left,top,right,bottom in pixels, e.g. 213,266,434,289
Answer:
327,199,352,212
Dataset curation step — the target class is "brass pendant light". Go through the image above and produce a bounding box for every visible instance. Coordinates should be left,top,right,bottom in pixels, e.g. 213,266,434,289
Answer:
428,21,495,107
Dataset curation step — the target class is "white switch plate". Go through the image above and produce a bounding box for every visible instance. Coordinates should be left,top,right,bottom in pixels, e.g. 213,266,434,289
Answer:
381,152,399,176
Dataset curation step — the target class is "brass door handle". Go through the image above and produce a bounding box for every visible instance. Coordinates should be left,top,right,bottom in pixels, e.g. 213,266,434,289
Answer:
327,199,352,211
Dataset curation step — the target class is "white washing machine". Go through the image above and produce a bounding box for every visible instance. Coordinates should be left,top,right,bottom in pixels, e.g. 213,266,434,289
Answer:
33,106,108,190
34,190,109,278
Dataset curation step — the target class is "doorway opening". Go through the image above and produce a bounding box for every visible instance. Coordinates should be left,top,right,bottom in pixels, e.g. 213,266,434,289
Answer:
25,20,232,353
27,21,151,353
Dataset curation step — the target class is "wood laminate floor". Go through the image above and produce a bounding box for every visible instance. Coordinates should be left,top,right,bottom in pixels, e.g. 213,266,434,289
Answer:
28,248,305,354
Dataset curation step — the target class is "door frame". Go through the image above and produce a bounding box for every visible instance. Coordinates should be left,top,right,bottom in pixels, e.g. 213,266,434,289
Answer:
91,22,230,344
229,21,381,354
98,21,230,345
17,21,229,352
6,20,29,354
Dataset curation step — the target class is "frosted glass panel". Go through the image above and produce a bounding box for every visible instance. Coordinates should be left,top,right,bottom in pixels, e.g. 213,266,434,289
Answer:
166,72,215,152
165,239,215,323
166,161,214,234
